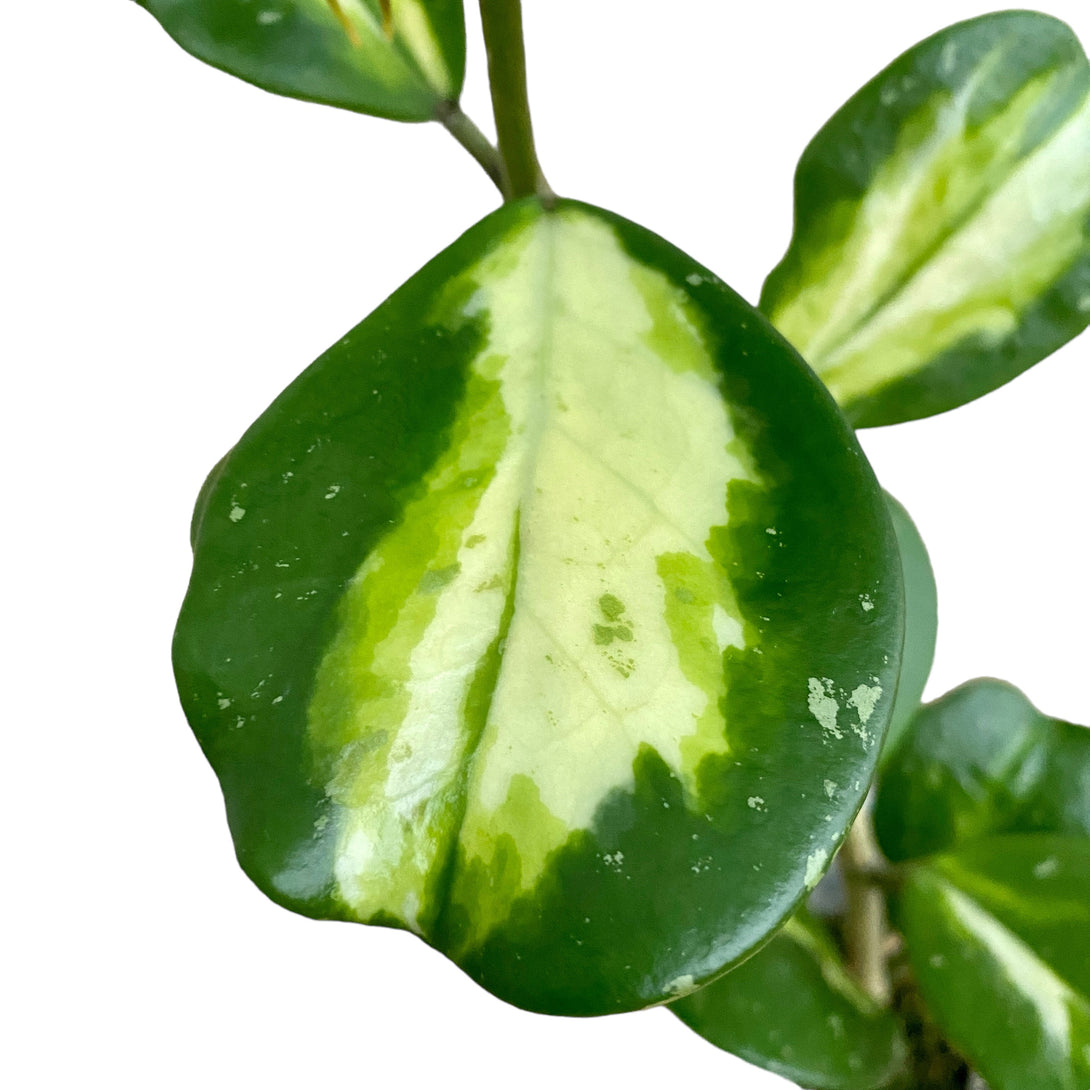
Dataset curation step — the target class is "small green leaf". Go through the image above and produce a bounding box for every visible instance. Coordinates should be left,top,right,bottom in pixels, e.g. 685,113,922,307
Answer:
670,911,907,1089
880,492,937,764
898,836,1090,1090
175,198,903,1015
137,0,465,121
875,679,1090,862
761,11,1090,427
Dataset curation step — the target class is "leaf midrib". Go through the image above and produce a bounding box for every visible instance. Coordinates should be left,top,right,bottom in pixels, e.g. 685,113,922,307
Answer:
432,209,561,925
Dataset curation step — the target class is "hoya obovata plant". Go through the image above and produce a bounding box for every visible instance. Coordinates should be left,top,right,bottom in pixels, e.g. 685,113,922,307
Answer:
136,2,1089,1087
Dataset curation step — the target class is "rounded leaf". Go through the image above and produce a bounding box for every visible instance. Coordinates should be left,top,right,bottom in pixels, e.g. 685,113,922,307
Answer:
175,198,904,1014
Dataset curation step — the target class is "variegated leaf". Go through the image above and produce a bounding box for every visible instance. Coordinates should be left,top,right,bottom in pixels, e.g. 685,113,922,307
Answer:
761,11,1090,427
898,836,1090,1090
875,678,1090,862
136,0,465,121
670,910,907,1089
175,198,903,1015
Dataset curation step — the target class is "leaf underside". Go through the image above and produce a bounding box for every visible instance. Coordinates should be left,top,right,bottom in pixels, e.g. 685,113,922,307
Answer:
175,198,903,1015
137,0,466,121
671,910,907,1089
879,491,937,764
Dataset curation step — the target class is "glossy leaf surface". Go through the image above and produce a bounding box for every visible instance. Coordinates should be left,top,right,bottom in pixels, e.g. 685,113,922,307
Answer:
875,679,1090,862
761,11,1090,427
137,0,465,121
671,910,907,1089
175,198,903,1015
898,836,1090,1090
881,492,937,763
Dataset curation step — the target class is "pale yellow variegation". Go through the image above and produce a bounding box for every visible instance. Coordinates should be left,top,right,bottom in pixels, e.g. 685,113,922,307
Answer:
766,49,1090,412
316,0,458,98
307,209,761,932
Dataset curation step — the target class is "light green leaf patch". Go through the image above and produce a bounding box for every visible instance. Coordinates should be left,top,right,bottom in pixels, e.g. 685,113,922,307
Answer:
761,11,1090,426
879,492,937,765
137,0,465,121
670,910,907,1089
898,836,1090,1090
175,198,903,1015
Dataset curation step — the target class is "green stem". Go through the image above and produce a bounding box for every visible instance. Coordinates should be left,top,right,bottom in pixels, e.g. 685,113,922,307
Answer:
478,0,552,201
437,101,506,195
840,807,893,1005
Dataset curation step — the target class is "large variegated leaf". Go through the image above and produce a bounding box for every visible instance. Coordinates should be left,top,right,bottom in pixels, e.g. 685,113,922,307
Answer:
761,11,1090,427
136,0,465,121
175,198,903,1015
875,679,1090,862
670,910,907,1089
898,836,1090,1090
881,492,937,764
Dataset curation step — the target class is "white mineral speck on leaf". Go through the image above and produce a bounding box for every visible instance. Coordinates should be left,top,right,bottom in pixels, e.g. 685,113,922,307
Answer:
808,678,843,739
804,848,828,888
229,505,246,522
257,10,283,25
823,779,837,799
848,682,882,726
747,795,766,811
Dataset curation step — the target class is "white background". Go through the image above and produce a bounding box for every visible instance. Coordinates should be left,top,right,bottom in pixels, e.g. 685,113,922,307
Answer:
5,2,1088,1087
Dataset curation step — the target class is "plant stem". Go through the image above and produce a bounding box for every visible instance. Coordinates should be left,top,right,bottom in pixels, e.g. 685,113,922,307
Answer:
478,0,552,201
437,101,506,195
840,806,893,1005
